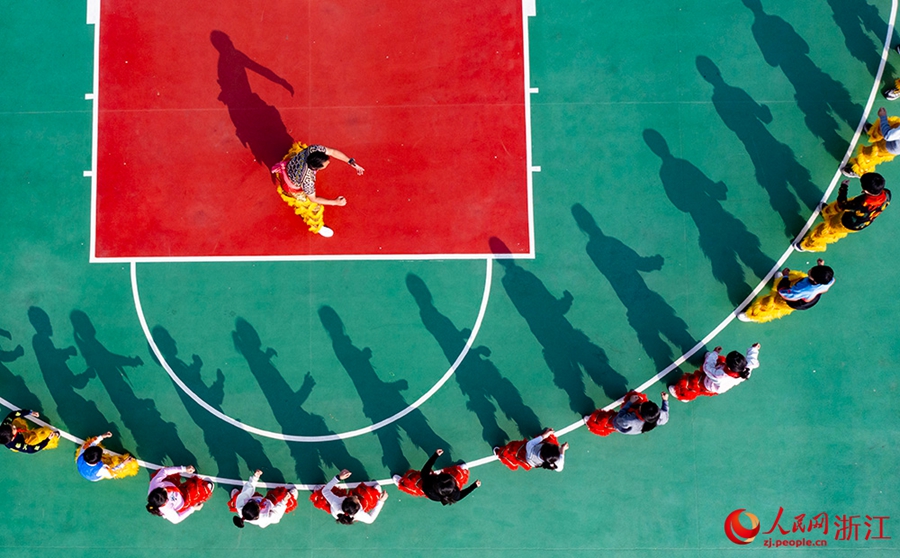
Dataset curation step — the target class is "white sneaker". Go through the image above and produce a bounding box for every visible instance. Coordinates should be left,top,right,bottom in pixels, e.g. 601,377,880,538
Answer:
318,226,334,238
736,312,752,323
391,474,402,484
667,385,681,401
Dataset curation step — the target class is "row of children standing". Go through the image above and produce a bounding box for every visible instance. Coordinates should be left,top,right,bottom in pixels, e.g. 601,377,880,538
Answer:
1,104,892,529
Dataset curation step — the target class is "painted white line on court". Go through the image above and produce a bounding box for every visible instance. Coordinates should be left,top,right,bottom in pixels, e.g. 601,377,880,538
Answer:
0,395,385,490
555,0,898,438
131,259,494,443
44,0,892,489
91,253,532,264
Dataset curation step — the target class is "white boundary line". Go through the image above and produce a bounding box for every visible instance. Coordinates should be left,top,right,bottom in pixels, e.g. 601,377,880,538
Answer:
93,253,527,264
87,0,100,262
36,0,889,488
130,259,494,443
524,0,538,258
555,0,898,437
0,395,356,490
87,0,537,264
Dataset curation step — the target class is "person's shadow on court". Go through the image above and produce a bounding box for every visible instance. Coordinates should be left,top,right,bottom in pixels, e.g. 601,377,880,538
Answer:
742,0,864,159
0,324,44,417
71,310,196,471
211,30,295,169
826,0,898,79
644,129,775,306
318,306,450,473
571,205,698,374
28,307,123,448
490,238,628,416
696,55,822,237
232,317,368,484
150,326,282,484
405,274,542,447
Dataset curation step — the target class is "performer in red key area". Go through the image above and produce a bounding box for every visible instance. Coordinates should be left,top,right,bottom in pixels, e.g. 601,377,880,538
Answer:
229,469,298,529
145,465,214,525
270,143,364,238
310,469,387,525
667,344,760,402
493,427,568,472
392,449,481,506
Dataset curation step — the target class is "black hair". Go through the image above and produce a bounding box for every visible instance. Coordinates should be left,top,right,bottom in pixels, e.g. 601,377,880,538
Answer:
83,446,103,465
435,474,460,506
336,513,355,525
725,351,749,378
146,488,167,516
861,172,886,195
538,443,561,470
233,500,260,528
640,401,661,433
0,424,13,445
341,497,360,516
808,265,834,285
306,151,330,169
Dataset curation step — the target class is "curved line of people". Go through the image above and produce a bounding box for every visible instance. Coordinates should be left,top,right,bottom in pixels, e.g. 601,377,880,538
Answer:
0,121,892,527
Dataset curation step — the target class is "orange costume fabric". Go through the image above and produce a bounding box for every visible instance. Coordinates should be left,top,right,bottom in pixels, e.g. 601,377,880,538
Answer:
495,434,560,471
669,355,728,402
310,483,381,514
150,469,213,510
395,465,470,498
585,391,647,436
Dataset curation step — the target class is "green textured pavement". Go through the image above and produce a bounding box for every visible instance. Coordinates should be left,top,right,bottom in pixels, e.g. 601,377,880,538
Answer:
1,0,899,556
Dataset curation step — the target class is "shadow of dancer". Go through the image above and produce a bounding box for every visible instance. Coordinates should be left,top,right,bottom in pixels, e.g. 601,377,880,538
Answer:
697,55,823,236
571,205,698,374
490,238,628,416
742,0,864,159
150,326,282,483
70,310,196,470
826,0,897,78
0,323,44,416
644,129,776,306
211,30,295,169
28,307,120,446
232,318,367,484
318,306,450,473
405,274,542,447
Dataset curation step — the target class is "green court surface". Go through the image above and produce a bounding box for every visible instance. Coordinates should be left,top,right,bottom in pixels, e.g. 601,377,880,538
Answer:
2,1,899,556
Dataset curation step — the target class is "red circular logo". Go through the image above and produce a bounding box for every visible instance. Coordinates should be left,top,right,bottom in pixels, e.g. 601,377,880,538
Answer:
724,509,760,545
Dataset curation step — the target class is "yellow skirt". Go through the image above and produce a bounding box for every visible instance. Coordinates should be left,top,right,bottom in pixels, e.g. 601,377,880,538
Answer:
742,270,808,323
12,418,59,452
277,186,325,233
276,142,325,233
799,201,853,252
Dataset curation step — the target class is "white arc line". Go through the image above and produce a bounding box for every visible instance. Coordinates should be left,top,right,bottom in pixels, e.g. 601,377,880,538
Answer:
10,0,887,491
131,259,494,443
554,0,898,437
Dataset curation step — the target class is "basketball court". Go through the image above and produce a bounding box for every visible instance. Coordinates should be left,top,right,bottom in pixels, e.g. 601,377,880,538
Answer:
1,0,899,556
